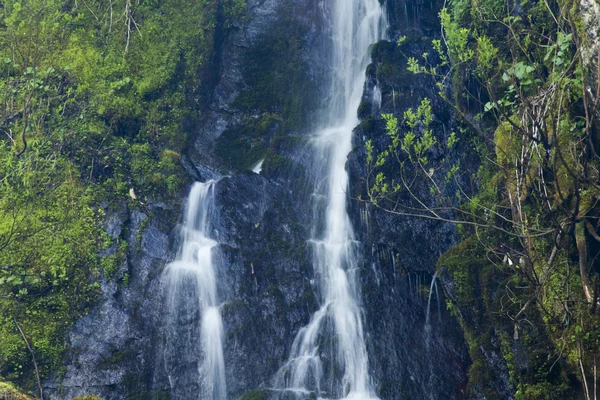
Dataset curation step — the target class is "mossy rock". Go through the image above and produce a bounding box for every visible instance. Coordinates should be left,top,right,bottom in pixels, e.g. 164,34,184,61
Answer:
225,16,319,175
494,120,521,168
234,18,318,127
359,117,377,134
215,113,281,171
262,153,294,176
375,62,402,87
370,39,395,60
125,391,170,400
236,389,270,400
0,379,36,400
357,100,372,119
438,237,489,308
98,348,137,369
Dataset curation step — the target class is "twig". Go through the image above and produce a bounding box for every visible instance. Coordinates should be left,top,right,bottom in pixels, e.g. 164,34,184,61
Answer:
14,317,43,399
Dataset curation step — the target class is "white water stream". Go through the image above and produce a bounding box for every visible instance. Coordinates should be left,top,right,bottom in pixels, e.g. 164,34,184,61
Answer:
165,181,227,399
276,1,387,399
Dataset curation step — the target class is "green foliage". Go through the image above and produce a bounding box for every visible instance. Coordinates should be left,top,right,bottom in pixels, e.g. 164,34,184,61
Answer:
440,8,473,64
0,377,35,399
366,0,600,396
222,0,248,28
439,238,573,399
0,134,103,388
1,0,217,199
0,0,235,392
367,98,457,209
475,35,498,76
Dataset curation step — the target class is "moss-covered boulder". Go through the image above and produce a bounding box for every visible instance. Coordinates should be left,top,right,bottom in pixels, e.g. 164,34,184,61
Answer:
0,379,35,400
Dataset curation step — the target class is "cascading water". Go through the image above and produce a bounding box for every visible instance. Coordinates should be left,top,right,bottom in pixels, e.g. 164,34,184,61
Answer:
424,272,442,399
425,272,438,334
163,181,226,400
372,85,382,112
275,1,386,399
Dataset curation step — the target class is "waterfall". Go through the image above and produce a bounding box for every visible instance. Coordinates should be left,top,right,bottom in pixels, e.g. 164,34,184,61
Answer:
252,159,265,174
424,272,442,362
424,272,441,399
275,1,386,399
163,181,226,400
425,272,438,334
372,85,382,112
435,276,441,323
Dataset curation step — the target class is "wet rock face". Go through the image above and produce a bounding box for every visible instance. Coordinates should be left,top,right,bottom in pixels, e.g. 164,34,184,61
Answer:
580,0,600,66
190,0,327,179
212,173,317,397
347,2,471,397
45,204,178,400
46,1,325,398
46,1,479,399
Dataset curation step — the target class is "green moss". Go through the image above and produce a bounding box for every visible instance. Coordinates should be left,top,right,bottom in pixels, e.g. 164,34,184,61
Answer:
439,235,574,398
101,238,126,279
358,101,372,119
0,0,229,392
262,154,294,176
0,378,35,400
233,18,316,124
217,15,318,172
126,390,170,400
215,113,282,171
101,254,121,280
0,158,102,388
98,348,137,370
359,117,377,134
438,238,487,308
136,218,150,245
375,62,402,87
236,390,270,400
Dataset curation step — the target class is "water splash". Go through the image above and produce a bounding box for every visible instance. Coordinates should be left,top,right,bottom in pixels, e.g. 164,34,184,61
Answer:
275,1,387,399
164,181,226,399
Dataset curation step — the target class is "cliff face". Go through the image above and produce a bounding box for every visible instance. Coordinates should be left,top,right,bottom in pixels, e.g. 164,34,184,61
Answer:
45,1,471,399
347,2,472,399
580,0,600,65
45,1,325,398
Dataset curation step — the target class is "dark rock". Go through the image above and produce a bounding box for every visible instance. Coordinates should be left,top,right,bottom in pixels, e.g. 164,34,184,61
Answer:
45,1,485,399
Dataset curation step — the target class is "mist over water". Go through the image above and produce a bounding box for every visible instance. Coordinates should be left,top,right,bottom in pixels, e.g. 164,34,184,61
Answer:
275,1,387,399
